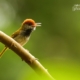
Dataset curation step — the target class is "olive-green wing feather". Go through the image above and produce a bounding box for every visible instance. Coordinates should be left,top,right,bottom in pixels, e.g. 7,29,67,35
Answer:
11,29,20,38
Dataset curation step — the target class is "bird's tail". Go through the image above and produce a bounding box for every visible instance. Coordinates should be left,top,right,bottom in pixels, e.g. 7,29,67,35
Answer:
0,47,8,58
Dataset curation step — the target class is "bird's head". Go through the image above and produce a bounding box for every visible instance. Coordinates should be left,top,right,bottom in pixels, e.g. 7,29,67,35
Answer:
21,19,41,30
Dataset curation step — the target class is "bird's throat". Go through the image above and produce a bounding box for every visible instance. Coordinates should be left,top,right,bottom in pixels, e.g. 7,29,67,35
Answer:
22,28,33,36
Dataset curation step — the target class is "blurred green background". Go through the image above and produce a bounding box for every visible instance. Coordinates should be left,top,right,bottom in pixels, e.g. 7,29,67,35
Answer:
0,0,80,80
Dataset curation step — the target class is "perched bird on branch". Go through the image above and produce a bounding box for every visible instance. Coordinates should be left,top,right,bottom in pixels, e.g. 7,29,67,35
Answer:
0,19,41,57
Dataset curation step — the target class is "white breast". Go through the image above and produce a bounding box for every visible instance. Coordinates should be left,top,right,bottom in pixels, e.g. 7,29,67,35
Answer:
14,35,30,46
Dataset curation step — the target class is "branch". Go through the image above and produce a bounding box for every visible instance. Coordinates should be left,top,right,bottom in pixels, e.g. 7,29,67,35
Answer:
0,31,55,80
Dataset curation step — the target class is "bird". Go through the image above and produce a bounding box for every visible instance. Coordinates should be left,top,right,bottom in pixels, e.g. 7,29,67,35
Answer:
0,19,41,57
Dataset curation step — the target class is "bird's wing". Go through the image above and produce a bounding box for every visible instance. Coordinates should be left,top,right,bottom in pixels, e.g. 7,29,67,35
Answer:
11,30,20,38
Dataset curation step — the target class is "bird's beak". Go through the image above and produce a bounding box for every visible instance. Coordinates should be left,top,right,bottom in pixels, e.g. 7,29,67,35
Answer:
36,23,41,27
33,23,41,30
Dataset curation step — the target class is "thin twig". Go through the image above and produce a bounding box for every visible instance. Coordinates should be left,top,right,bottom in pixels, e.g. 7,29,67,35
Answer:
0,31,55,80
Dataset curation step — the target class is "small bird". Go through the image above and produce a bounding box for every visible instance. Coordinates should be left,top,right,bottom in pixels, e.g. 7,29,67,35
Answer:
0,19,41,57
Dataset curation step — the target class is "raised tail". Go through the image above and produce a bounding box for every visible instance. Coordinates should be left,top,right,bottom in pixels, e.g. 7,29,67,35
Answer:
0,47,8,58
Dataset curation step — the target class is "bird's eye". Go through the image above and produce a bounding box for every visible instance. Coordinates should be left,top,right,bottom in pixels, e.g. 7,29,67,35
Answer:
27,23,32,26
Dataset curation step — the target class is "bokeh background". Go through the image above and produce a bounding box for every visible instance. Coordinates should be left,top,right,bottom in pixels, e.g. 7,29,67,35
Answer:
0,0,80,80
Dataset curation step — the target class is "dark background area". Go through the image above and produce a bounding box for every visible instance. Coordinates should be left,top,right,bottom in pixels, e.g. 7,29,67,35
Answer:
0,0,80,80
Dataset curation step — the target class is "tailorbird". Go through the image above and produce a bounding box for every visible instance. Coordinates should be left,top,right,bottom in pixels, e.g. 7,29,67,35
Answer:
0,19,41,57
